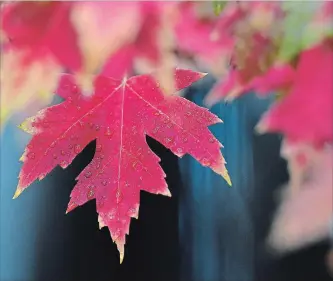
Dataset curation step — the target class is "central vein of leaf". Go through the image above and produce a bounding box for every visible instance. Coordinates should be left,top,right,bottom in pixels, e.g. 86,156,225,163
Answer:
116,80,126,204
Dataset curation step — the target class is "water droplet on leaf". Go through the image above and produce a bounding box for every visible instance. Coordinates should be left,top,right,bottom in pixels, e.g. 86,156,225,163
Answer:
28,152,35,159
96,144,102,152
87,189,94,200
202,158,210,166
74,144,81,154
105,127,113,137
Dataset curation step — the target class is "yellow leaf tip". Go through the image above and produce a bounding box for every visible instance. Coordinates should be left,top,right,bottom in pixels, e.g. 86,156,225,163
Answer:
17,120,29,131
161,188,172,197
12,186,23,199
119,251,124,264
223,170,232,187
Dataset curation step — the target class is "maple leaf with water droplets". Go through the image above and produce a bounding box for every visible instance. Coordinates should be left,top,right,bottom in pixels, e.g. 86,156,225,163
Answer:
15,69,230,263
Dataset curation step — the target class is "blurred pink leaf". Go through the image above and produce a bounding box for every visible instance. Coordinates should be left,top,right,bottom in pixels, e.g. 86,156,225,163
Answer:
268,142,333,252
0,2,80,124
258,42,333,144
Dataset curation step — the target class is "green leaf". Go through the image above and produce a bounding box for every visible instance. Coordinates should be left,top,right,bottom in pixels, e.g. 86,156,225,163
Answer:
278,2,323,62
213,1,226,16
302,21,333,50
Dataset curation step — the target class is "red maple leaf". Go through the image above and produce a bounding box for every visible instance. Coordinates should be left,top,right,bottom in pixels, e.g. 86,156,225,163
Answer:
1,2,81,70
258,42,333,145
15,69,231,262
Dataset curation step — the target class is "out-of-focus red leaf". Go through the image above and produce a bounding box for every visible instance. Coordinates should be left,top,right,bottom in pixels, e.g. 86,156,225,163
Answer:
0,2,81,124
258,42,333,145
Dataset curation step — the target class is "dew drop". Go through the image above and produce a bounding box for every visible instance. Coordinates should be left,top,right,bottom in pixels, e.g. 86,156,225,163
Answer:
85,171,92,178
202,157,210,166
50,142,56,148
76,106,81,110
116,190,121,201
95,125,100,131
39,173,46,180
101,180,107,186
60,160,68,167
87,189,94,200
28,152,35,159
53,154,57,159
61,150,65,156
74,144,81,154
197,117,203,124
105,127,113,137
97,200,104,209
27,144,34,149
68,144,73,149
128,207,136,216
209,137,215,143
108,211,115,220
185,111,191,116
100,154,104,159
96,144,102,152
183,137,188,143
177,148,183,154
